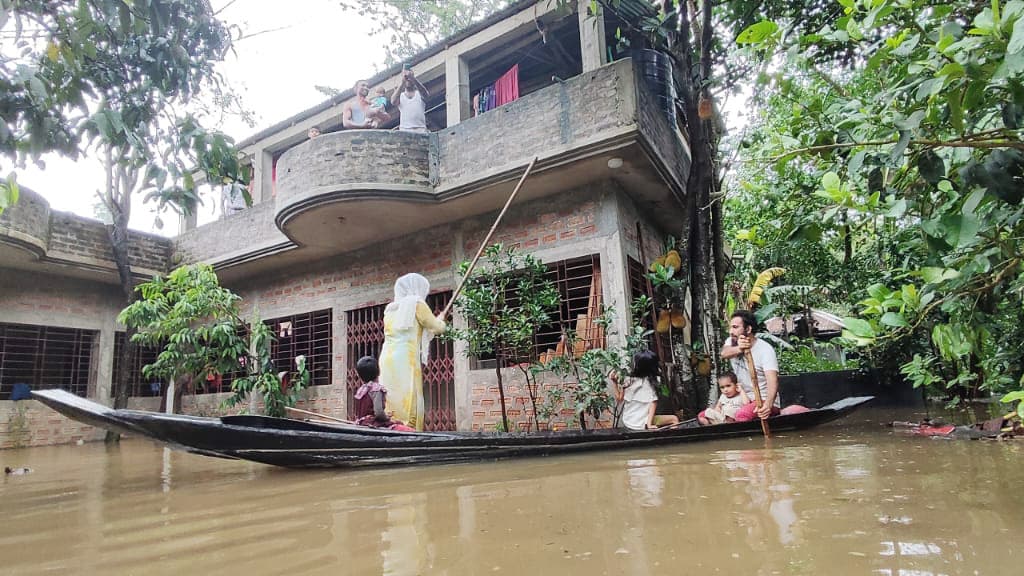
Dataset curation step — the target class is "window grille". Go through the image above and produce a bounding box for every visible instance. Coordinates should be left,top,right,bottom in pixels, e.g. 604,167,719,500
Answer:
627,256,672,361
113,333,162,397
264,309,333,387
0,322,96,400
474,254,603,369
345,292,455,431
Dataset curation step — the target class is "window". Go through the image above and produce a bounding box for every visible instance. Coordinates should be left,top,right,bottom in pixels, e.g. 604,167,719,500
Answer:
113,333,162,397
474,254,603,369
628,256,671,361
265,309,333,387
345,292,455,431
0,323,96,399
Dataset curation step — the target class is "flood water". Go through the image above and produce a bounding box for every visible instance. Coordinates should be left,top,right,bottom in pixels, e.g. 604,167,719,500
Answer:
1,408,1021,575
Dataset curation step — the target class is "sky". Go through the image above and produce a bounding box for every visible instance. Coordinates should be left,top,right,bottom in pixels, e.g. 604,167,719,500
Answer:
14,0,386,236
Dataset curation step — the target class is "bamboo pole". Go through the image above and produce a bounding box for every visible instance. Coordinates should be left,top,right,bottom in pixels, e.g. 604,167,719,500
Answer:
285,405,355,425
744,347,771,437
439,157,539,319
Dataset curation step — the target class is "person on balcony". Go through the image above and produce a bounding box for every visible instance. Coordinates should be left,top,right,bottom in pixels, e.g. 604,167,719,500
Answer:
343,79,388,129
392,68,429,133
379,273,446,431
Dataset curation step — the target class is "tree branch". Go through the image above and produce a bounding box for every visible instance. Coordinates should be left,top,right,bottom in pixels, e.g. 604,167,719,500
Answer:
749,134,1024,163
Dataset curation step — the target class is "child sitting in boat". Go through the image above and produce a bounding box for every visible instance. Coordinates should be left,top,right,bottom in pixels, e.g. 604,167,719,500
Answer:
611,350,680,431
698,372,751,425
353,356,414,431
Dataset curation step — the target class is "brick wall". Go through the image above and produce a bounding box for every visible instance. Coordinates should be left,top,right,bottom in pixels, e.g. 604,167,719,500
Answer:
467,372,614,432
47,212,170,272
276,130,432,200
0,186,51,254
0,400,104,449
174,200,292,266
0,187,170,274
436,59,636,191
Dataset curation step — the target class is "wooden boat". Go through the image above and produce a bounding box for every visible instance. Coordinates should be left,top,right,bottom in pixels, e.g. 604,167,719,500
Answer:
31,389,873,469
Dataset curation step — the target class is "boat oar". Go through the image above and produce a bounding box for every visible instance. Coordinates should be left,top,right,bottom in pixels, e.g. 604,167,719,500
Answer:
744,347,771,438
439,156,539,319
285,405,355,425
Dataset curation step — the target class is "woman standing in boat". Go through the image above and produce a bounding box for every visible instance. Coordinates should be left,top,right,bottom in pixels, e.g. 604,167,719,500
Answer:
379,273,446,431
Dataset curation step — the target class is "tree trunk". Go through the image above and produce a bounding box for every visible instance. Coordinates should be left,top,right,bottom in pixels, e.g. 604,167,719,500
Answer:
102,194,134,440
666,0,724,414
494,356,510,433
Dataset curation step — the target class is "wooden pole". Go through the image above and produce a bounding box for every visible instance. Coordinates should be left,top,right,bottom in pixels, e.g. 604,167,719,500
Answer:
744,348,771,437
285,405,355,425
439,157,539,319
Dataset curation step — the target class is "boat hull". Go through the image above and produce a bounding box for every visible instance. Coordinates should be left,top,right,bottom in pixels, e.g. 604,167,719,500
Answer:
31,390,873,469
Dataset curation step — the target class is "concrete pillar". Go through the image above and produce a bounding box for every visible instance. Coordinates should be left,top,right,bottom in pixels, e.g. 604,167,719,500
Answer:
578,0,607,72
93,316,116,403
178,209,197,232
445,54,471,127
252,148,275,203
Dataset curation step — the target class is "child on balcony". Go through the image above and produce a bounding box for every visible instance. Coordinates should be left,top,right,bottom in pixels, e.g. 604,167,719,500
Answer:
368,86,391,124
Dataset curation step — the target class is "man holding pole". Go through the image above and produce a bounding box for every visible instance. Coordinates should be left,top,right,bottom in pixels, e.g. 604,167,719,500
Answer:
720,310,780,422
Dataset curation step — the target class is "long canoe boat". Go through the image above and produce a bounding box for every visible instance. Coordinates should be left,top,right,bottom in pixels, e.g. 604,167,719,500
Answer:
31,389,873,469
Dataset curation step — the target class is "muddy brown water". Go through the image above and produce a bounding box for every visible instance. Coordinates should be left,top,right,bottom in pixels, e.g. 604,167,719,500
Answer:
1,408,1021,575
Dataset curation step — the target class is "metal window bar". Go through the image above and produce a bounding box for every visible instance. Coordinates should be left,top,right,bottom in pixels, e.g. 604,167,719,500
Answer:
265,309,333,387
0,322,96,400
474,254,603,369
345,292,455,431
627,257,672,361
113,333,163,397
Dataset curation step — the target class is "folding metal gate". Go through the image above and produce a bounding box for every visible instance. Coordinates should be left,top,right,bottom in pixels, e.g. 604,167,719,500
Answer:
345,292,455,431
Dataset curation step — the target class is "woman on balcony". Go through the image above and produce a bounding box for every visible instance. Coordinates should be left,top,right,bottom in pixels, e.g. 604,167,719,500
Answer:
379,273,446,430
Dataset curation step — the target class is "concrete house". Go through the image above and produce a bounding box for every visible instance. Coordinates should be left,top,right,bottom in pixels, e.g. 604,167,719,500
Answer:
0,0,691,448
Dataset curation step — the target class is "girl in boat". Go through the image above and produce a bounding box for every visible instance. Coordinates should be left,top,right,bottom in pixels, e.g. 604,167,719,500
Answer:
379,273,446,431
611,350,679,431
353,356,414,431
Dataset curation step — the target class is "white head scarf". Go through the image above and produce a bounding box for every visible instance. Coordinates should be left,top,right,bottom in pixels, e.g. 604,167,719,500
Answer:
385,273,434,364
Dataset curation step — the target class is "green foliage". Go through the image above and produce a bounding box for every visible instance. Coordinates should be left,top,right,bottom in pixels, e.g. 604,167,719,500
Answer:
777,340,848,375
449,244,560,365
337,0,508,66
119,264,306,417
733,0,1024,404
537,307,624,427
448,244,561,430
1,0,249,219
224,319,310,418
119,265,247,385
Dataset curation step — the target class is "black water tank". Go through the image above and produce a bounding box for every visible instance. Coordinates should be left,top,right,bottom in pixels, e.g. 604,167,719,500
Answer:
632,49,677,128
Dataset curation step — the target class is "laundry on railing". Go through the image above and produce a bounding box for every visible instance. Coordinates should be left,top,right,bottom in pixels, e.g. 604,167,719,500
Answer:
473,64,519,116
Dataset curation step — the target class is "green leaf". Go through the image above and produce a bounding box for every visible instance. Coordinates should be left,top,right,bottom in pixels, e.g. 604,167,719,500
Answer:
822,171,841,192
843,317,875,338
736,20,779,45
880,312,910,327
918,267,961,283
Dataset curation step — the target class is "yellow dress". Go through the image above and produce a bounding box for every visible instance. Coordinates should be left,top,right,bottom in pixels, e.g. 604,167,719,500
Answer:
379,301,446,430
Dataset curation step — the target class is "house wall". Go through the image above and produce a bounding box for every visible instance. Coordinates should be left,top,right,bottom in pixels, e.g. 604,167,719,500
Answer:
0,270,124,448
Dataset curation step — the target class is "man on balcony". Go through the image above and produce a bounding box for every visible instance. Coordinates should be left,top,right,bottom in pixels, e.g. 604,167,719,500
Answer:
343,79,388,129
392,68,429,133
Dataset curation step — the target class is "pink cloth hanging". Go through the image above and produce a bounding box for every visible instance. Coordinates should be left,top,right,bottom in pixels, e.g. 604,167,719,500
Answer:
494,64,519,107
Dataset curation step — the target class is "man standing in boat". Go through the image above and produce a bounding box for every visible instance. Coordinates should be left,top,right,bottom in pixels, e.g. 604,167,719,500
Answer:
720,310,781,421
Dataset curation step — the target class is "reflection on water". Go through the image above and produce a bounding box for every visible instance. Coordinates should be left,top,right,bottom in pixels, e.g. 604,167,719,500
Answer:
1,408,1021,575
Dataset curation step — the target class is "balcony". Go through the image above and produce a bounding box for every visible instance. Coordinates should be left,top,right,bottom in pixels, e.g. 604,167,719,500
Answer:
270,58,690,255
